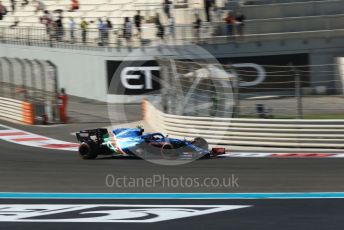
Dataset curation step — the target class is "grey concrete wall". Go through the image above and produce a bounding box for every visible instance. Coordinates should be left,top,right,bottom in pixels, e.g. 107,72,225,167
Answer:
244,14,344,34
240,0,344,19
0,45,109,101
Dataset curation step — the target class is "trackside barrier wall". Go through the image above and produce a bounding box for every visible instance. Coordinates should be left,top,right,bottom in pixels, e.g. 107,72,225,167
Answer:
142,100,344,150
0,97,34,124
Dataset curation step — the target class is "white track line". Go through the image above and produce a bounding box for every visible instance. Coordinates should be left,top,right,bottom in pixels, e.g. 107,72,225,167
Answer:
0,124,78,151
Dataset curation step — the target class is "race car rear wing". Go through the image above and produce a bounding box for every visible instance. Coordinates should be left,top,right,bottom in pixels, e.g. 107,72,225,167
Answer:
76,128,109,143
211,147,226,155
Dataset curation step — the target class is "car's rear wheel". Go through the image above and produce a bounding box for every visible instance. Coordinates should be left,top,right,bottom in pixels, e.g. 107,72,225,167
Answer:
78,142,99,159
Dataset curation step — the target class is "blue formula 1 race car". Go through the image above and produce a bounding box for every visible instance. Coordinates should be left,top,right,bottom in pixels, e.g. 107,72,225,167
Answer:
75,127,225,160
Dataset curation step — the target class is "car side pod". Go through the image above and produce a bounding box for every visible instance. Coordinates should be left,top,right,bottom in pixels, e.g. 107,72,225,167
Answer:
161,143,179,160
211,148,226,155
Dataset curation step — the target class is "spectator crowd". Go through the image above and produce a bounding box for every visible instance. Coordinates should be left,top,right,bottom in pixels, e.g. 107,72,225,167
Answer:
0,0,246,46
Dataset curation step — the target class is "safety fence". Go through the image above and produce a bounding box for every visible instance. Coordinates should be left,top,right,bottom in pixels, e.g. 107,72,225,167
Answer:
0,57,59,124
156,57,344,119
142,100,344,151
0,25,215,49
0,21,343,50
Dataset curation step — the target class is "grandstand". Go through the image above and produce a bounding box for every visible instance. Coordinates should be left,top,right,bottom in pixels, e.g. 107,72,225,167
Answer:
0,0,228,27
236,0,344,34
0,0,343,45
0,1,219,48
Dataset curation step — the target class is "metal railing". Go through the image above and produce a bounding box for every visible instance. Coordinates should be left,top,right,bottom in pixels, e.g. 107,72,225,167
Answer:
0,24,344,50
156,58,344,119
0,24,216,49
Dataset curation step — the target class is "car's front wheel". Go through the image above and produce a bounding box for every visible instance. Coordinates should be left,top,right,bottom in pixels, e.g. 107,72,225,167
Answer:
192,137,209,149
192,137,210,159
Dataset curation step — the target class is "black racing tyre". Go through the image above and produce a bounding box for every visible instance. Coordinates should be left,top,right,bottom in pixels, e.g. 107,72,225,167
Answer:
161,143,179,160
78,142,99,160
192,137,209,150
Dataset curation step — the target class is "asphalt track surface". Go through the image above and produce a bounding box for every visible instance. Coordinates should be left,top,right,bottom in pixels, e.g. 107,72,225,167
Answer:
2,136,344,193
1,116,344,192
0,199,343,230
1,102,344,229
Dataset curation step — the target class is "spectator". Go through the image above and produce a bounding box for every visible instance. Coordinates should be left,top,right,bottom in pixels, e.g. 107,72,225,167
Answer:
204,0,212,22
69,0,79,12
224,12,235,38
106,17,112,30
133,10,142,38
34,0,45,14
97,18,106,46
9,17,19,28
0,1,8,20
55,16,64,41
10,0,15,13
235,12,245,38
163,0,171,19
69,17,76,43
105,18,112,44
80,18,89,43
21,0,28,6
193,13,201,41
155,13,164,41
212,0,217,11
212,0,220,21
123,17,132,45
40,10,53,37
167,13,175,39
